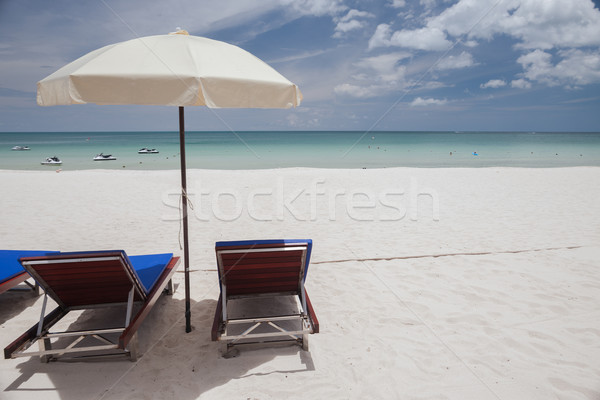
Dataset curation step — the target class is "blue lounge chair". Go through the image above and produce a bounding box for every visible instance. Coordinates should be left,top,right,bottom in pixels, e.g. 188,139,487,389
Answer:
211,239,319,353
0,250,57,295
4,250,180,362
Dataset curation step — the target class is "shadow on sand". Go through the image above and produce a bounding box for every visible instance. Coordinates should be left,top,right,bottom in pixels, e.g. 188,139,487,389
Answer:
2,291,316,399
0,286,40,326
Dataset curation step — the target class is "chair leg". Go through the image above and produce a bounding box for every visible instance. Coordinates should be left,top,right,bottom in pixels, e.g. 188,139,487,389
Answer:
128,333,139,361
165,279,174,295
39,338,52,363
220,341,240,359
219,341,228,356
302,334,309,351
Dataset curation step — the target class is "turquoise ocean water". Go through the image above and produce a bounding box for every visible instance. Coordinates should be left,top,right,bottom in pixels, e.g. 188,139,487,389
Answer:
1,131,599,170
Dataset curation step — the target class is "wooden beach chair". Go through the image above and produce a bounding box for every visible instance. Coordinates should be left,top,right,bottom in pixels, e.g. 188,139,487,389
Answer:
211,239,319,354
4,250,180,362
0,250,58,295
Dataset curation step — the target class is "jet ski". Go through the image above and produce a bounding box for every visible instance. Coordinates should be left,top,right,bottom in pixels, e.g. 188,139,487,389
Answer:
138,148,159,154
41,156,62,165
93,153,117,161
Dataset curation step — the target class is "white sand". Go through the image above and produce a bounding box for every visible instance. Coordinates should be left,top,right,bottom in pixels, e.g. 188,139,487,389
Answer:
1,167,599,399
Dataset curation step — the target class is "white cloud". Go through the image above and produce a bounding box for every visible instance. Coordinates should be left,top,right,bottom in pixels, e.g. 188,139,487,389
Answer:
106,0,286,38
333,9,375,38
498,0,600,50
354,52,410,82
480,79,507,89
517,48,600,86
428,0,600,49
371,0,600,51
511,78,532,89
333,52,411,98
420,0,437,9
368,24,393,49
334,83,387,98
267,49,328,64
339,9,374,22
334,20,365,37
280,0,347,17
389,0,406,7
436,51,476,70
410,97,448,106
367,0,600,88
369,24,451,51
392,27,451,51
516,50,554,82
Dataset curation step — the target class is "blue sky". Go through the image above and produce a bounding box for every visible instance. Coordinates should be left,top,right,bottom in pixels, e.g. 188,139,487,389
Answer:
1,0,599,132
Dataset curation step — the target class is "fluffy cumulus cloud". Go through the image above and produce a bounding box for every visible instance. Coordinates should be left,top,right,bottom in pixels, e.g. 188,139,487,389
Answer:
517,48,600,86
511,78,532,89
333,9,375,38
371,0,600,50
367,0,600,89
368,24,394,49
424,0,600,49
494,0,600,50
369,23,451,51
436,51,476,70
333,52,411,98
410,97,448,106
480,79,507,89
354,52,409,81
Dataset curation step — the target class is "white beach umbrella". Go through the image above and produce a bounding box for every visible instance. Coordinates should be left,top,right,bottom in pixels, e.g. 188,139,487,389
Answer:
37,30,302,332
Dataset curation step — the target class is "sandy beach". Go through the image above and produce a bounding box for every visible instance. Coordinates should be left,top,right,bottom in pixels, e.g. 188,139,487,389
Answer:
1,167,599,399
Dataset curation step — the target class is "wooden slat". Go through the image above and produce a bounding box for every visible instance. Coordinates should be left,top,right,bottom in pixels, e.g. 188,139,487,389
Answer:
221,253,303,264
223,263,301,273
212,241,319,350
216,242,308,251
226,271,300,281
217,245,307,297
21,253,145,307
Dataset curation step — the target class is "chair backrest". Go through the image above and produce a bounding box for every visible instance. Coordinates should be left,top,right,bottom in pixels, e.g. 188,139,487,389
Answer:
20,251,146,308
215,240,312,298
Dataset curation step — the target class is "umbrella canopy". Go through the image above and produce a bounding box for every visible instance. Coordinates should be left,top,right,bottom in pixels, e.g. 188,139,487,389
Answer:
37,31,302,332
37,33,302,108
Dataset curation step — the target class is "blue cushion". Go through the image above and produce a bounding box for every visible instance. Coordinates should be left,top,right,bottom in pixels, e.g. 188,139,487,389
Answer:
129,253,174,294
1,250,57,283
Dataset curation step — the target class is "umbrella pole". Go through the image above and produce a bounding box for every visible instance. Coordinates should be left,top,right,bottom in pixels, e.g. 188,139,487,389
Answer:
179,106,192,333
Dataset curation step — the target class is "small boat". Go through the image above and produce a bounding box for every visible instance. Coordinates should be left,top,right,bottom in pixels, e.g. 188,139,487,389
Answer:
41,156,62,165
138,148,159,154
12,146,30,151
93,153,116,161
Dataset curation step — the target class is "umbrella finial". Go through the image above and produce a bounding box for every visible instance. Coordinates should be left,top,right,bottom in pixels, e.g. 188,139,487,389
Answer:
169,27,189,35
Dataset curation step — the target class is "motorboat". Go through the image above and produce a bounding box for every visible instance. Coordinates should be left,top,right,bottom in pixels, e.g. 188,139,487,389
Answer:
138,147,159,154
41,156,62,165
93,153,116,161
12,145,30,151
